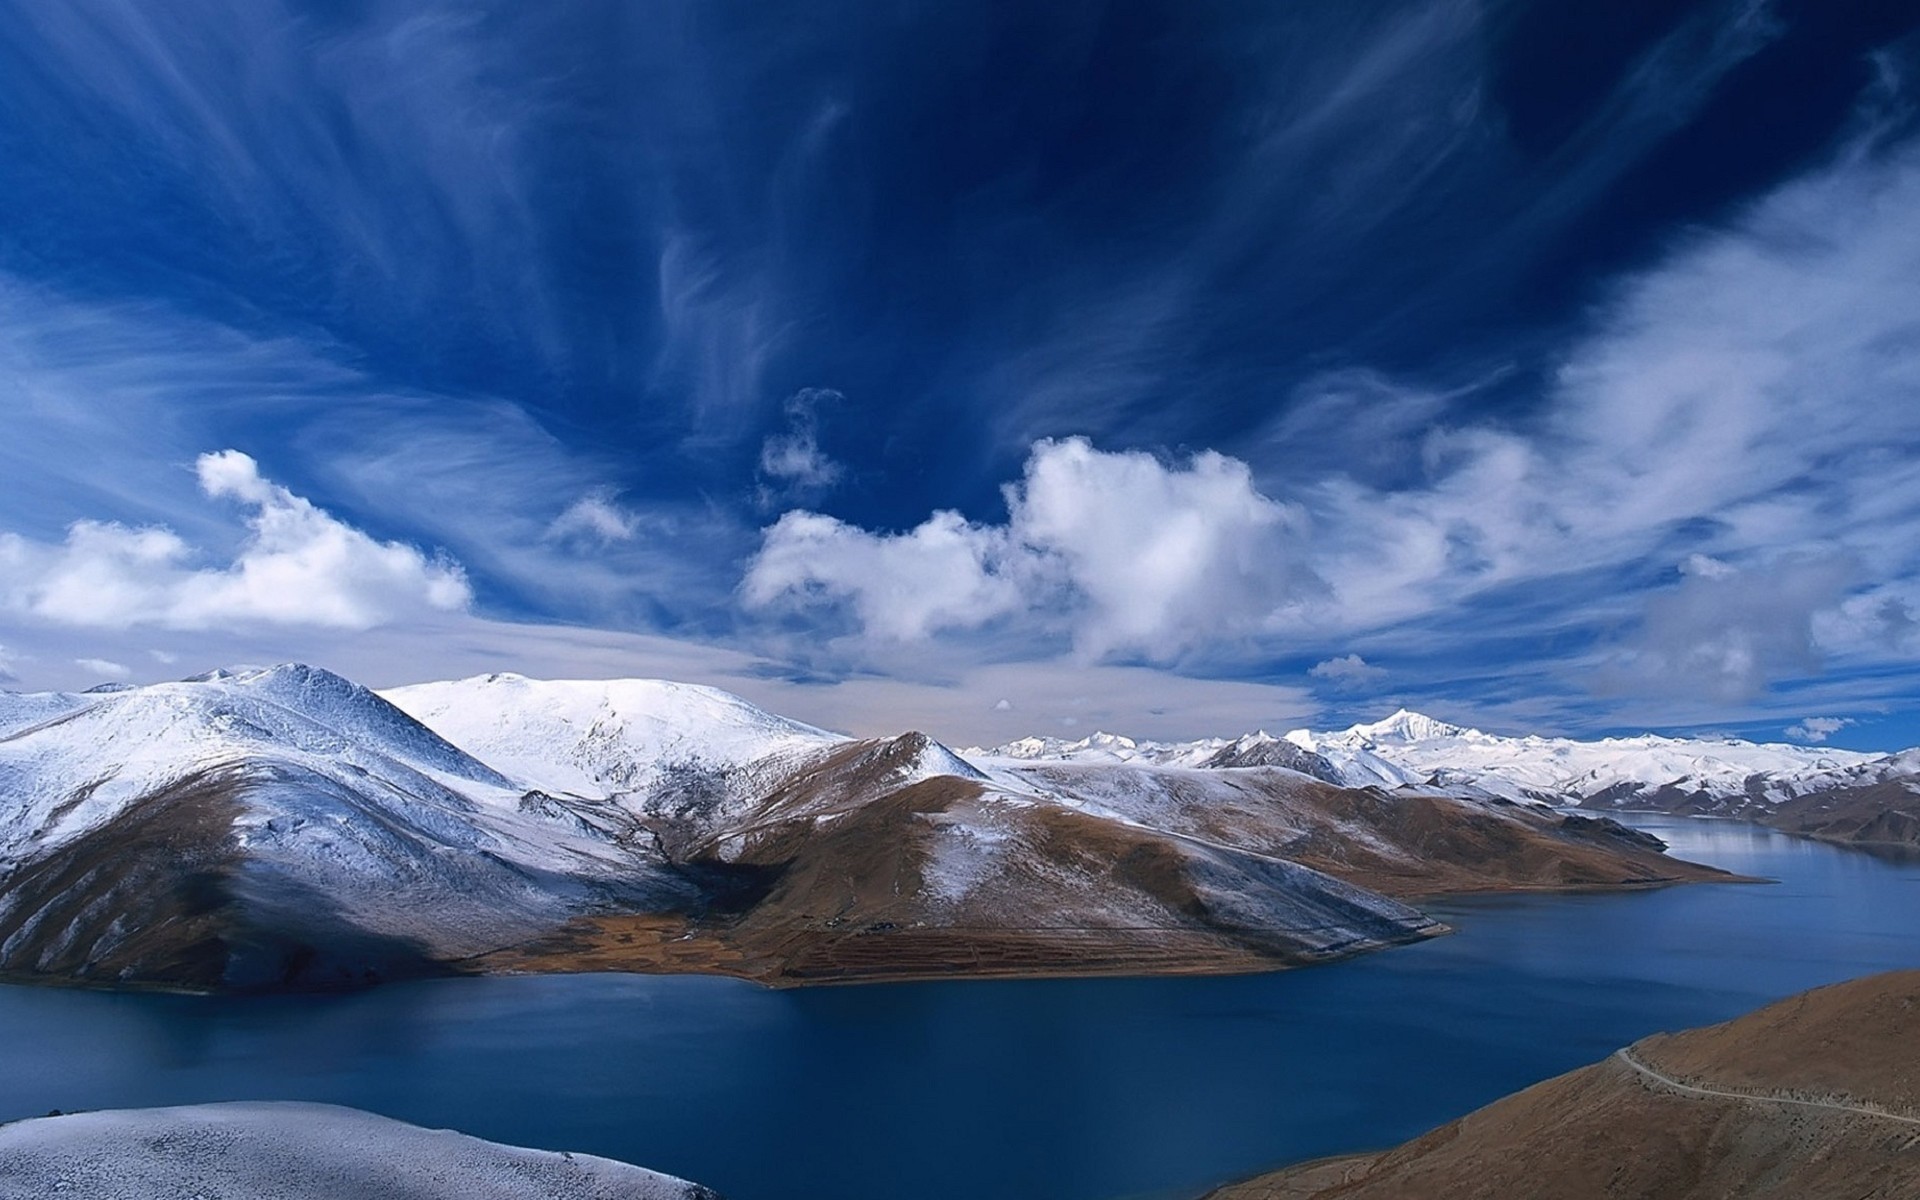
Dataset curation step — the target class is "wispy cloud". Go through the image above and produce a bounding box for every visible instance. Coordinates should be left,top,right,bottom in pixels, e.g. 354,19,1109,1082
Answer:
756,387,844,505
2,0,567,375
547,489,645,546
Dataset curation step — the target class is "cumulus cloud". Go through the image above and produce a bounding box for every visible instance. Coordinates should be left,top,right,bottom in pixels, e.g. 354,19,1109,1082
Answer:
1310,653,1387,687
0,450,470,631
73,657,129,680
743,509,1025,642
546,489,643,546
756,387,844,502
744,437,1322,661
1786,716,1853,743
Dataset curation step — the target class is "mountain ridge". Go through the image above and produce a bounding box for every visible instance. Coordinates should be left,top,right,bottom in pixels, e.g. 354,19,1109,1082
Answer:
0,667,1749,991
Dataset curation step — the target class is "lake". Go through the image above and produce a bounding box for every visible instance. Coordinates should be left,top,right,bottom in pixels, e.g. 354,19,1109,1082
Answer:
1,817,1916,1199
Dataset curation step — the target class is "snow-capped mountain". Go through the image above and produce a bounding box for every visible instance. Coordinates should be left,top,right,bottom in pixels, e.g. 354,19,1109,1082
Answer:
0,667,1745,991
0,665,693,988
1294,708,1877,808
381,673,845,799
965,729,1344,783
976,708,1882,810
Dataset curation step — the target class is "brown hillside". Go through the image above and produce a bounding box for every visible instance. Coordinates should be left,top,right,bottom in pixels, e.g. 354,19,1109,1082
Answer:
1208,970,1920,1200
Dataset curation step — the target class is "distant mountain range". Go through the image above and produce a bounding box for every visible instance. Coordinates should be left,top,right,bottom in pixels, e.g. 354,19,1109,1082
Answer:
8,666,1890,993
971,708,1920,849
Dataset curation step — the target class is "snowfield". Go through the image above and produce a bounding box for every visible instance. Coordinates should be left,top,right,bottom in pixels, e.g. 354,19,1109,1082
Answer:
0,1103,713,1200
381,673,845,799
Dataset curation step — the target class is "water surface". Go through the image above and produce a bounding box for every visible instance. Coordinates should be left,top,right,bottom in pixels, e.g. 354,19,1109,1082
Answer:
1,817,1915,1199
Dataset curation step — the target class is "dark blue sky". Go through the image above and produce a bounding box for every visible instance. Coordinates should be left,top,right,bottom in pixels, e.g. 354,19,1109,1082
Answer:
3,0,1920,748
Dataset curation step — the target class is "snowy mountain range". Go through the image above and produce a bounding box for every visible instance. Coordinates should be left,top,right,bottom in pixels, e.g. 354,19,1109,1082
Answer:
0,667,1841,992
970,708,1891,810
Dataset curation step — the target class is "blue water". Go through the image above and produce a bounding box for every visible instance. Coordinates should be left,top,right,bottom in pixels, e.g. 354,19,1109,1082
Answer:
1,817,1915,1200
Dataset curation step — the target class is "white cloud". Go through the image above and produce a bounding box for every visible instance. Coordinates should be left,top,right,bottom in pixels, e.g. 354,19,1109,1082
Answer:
73,657,129,680
0,450,470,631
744,437,1322,661
1310,653,1386,686
0,644,17,685
1786,716,1853,743
743,509,1026,642
1015,439,1323,659
756,387,844,502
546,489,642,546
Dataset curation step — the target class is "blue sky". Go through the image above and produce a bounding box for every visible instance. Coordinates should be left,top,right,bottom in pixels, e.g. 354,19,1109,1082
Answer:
3,0,1920,749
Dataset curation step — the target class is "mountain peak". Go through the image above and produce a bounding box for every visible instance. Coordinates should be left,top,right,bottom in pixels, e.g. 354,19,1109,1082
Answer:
1349,709,1469,743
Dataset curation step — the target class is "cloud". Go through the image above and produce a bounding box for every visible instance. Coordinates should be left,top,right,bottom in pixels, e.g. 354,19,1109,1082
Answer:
0,645,17,685
1309,654,1387,687
1600,554,1860,703
756,387,844,503
744,437,1324,661
744,127,1920,711
0,450,470,631
1786,716,1853,743
546,489,643,546
73,657,129,680
743,509,1025,642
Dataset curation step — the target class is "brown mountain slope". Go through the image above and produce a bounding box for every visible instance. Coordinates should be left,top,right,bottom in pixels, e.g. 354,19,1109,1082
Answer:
475,738,1449,985
1763,782,1920,851
475,739,1736,987
1208,970,1920,1200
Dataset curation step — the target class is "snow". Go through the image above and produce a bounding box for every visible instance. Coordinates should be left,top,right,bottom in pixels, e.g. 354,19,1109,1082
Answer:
0,690,90,739
1300,710,1876,804
978,709,1880,806
0,666,693,965
382,673,845,800
960,730,1230,769
0,1102,709,1199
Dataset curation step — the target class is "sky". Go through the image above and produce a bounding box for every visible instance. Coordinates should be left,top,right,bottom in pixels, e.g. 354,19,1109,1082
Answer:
3,0,1920,750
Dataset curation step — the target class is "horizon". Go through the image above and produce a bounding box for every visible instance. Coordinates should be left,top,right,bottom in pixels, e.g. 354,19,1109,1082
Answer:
8,656,1913,755
3,2,1920,753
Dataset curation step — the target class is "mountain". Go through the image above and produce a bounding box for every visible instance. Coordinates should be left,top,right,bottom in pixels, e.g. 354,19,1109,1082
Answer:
0,665,694,990
967,729,1345,783
1759,752,1920,850
976,708,1917,848
1296,708,1875,809
0,667,1735,992
478,730,1451,985
0,1102,717,1199
381,673,844,800
1207,970,1920,1200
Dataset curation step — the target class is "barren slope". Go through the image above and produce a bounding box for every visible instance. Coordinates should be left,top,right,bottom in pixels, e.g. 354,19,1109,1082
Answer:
1208,970,1920,1200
